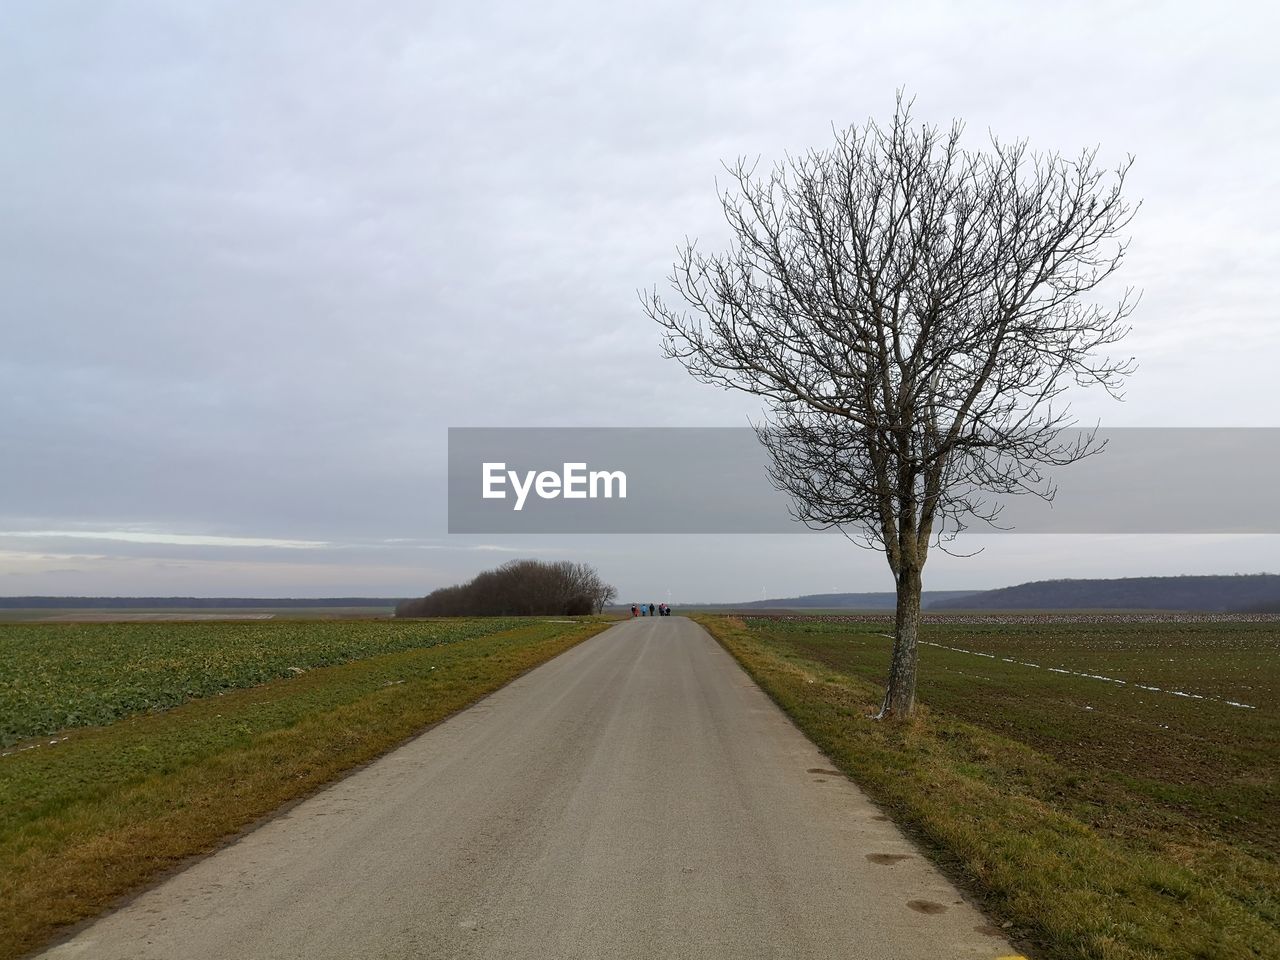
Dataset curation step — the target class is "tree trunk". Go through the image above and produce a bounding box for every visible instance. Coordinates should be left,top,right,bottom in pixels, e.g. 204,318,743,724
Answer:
877,564,922,720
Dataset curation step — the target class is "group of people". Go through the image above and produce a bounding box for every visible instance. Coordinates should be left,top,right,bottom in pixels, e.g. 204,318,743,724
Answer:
630,602,672,617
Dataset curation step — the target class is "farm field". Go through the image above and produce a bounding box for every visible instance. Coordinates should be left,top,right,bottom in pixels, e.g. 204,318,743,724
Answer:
0,617,610,959
698,613,1280,960
755,613,1279,852
1,618,526,747
0,605,396,623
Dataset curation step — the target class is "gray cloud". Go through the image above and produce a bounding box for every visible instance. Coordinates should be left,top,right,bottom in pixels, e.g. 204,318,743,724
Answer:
1,0,1277,599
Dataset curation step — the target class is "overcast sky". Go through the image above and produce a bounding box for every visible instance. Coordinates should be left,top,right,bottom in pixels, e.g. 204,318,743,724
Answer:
2,0,1277,601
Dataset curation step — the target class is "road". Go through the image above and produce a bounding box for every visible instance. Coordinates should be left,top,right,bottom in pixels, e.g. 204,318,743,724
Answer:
40,617,1017,960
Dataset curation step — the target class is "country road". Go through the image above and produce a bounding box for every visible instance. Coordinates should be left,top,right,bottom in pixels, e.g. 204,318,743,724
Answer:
39,617,1016,960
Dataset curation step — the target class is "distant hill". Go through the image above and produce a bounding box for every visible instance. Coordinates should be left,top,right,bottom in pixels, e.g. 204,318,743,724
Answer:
0,597,398,609
928,575,1280,612
696,590,978,611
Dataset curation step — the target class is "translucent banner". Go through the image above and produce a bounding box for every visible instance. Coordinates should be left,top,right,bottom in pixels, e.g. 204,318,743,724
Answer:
447,428,1280,534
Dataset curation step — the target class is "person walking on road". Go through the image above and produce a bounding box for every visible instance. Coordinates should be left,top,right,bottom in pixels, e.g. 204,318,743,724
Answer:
649,603,656,617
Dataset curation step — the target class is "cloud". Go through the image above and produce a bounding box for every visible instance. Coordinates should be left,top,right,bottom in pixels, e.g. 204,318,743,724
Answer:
1,0,1276,596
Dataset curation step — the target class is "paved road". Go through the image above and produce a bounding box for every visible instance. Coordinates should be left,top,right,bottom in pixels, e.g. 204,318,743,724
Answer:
41,617,1016,960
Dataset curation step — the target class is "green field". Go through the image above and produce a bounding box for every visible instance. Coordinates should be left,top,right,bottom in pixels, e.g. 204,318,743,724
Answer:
0,617,609,958
0,618,524,747
0,606,397,621
699,613,1280,960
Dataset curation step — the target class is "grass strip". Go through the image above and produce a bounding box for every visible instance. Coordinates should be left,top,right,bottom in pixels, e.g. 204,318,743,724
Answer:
0,618,609,960
696,614,1279,960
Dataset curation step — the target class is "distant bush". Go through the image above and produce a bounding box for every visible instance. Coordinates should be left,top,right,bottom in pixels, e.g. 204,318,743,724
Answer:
395,559,617,618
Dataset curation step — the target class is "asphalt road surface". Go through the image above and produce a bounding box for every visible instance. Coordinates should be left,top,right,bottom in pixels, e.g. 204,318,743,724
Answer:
40,617,1017,960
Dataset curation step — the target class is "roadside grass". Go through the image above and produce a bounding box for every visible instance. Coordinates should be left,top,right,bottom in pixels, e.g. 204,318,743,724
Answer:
696,614,1280,960
0,618,608,960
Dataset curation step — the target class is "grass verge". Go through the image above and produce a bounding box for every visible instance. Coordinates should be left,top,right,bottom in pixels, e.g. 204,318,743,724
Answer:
696,614,1279,960
0,618,609,959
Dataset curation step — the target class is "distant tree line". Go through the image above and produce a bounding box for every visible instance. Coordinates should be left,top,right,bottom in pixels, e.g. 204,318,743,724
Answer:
938,575,1280,612
395,560,617,618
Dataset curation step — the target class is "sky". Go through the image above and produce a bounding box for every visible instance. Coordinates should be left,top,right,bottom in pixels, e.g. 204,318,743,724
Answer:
1,0,1277,601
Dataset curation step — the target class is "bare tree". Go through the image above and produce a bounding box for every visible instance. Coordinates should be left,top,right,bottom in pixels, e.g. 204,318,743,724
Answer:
643,97,1138,719
396,559,616,618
